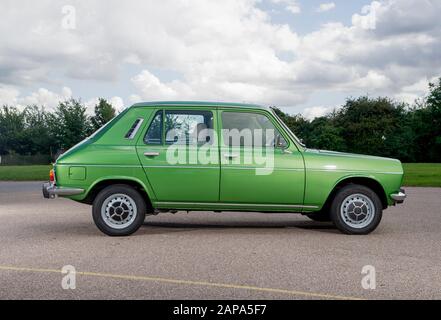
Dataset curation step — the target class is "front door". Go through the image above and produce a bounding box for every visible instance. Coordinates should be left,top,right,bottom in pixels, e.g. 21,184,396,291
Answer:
219,109,305,206
136,108,220,202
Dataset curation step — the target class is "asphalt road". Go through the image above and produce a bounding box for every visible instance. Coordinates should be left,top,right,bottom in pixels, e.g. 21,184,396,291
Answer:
0,182,440,300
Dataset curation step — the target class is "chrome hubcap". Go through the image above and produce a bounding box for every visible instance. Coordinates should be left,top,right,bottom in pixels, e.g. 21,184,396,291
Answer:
101,194,137,229
340,193,375,229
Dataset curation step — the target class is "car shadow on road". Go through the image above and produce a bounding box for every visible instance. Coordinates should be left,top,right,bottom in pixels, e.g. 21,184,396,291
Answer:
141,221,339,235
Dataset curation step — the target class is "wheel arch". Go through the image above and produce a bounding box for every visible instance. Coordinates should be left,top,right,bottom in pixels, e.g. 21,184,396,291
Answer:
81,177,154,211
324,176,388,211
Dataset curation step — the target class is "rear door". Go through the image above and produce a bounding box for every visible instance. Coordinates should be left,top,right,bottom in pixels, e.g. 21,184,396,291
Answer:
136,108,220,202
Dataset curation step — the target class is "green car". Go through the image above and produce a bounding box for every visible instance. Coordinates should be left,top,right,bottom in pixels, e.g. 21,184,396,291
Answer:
43,101,406,236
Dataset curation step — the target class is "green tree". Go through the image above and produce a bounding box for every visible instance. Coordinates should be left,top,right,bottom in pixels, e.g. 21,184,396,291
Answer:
22,105,55,156
90,98,116,132
0,106,26,155
272,107,310,144
335,97,406,157
419,78,441,161
53,99,92,150
308,117,346,151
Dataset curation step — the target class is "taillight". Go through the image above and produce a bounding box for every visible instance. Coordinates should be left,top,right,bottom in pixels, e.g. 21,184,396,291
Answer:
49,169,55,183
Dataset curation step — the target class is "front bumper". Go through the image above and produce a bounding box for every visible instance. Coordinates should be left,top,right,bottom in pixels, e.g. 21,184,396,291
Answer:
390,188,406,204
42,182,84,199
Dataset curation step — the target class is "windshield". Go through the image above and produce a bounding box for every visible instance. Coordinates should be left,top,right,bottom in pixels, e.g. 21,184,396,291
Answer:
270,108,306,148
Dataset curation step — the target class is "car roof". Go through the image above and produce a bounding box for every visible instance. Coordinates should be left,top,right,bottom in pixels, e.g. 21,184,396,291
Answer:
131,101,270,111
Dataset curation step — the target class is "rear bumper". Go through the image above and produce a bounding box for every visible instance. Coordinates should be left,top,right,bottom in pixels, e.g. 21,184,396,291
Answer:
42,182,84,199
390,188,406,204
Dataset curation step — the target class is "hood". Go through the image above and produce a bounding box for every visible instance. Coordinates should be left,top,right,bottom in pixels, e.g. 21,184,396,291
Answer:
304,149,403,174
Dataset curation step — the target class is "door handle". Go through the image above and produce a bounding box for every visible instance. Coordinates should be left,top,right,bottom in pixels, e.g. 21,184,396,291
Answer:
224,154,239,159
144,152,160,157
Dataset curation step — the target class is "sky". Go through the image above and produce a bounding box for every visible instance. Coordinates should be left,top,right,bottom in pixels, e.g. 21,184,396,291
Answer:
0,0,440,119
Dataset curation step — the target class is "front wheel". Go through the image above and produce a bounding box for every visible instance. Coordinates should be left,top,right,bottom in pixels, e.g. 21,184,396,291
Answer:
330,184,383,235
92,185,146,236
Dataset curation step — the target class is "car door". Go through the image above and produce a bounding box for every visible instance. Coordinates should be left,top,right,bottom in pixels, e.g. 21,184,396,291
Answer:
136,108,220,202
219,109,305,206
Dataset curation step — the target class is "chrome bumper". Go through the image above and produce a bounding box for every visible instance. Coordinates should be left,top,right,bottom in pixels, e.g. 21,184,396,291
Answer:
390,189,406,204
42,183,84,199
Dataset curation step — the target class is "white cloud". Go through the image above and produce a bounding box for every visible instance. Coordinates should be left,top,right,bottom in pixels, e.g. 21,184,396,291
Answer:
303,106,337,120
0,85,124,114
353,70,393,91
286,4,301,14
0,0,440,112
394,77,437,104
131,70,181,100
85,96,126,114
18,87,73,109
271,0,301,14
317,2,336,13
0,86,20,106
109,96,125,111
0,86,73,110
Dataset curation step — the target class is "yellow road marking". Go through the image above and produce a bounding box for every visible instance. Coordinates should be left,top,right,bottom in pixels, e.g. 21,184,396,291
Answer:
0,265,362,300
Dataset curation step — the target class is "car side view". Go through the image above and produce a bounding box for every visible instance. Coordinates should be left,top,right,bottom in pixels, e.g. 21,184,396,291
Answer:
43,101,406,236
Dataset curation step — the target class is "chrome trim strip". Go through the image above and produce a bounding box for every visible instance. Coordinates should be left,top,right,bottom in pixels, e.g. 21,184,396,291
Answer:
133,102,269,110
57,164,303,172
57,164,143,168
56,164,399,175
155,201,319,209
143,165,303,171
223,166,303,172
144,165,219,169
308,169,404,175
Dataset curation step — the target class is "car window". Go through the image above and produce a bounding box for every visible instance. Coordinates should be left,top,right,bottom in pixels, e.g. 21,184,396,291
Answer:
165,110,214,145
144,111,163,144
221,112,287,148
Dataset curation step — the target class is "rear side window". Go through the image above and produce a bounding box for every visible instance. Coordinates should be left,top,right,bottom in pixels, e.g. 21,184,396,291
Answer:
144,111,163,144
165,110,214,145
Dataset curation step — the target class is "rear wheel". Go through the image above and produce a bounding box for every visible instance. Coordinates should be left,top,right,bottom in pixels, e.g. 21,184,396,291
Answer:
92,185,146,236
330,184,382,235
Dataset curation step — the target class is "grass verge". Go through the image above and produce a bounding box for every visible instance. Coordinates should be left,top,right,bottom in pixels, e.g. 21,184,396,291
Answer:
0,165,52,181
402,163,441,187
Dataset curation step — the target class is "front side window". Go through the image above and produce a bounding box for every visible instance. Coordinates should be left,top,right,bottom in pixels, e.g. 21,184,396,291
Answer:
221,112,287,148
165,110,214,145
144,111,163,144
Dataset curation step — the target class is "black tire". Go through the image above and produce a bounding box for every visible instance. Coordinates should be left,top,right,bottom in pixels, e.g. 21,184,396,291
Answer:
306,212,331,222
92,184,146,236
330,184,383,235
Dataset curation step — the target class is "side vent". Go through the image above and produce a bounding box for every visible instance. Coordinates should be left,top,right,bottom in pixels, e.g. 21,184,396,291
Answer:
125,118,144,140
